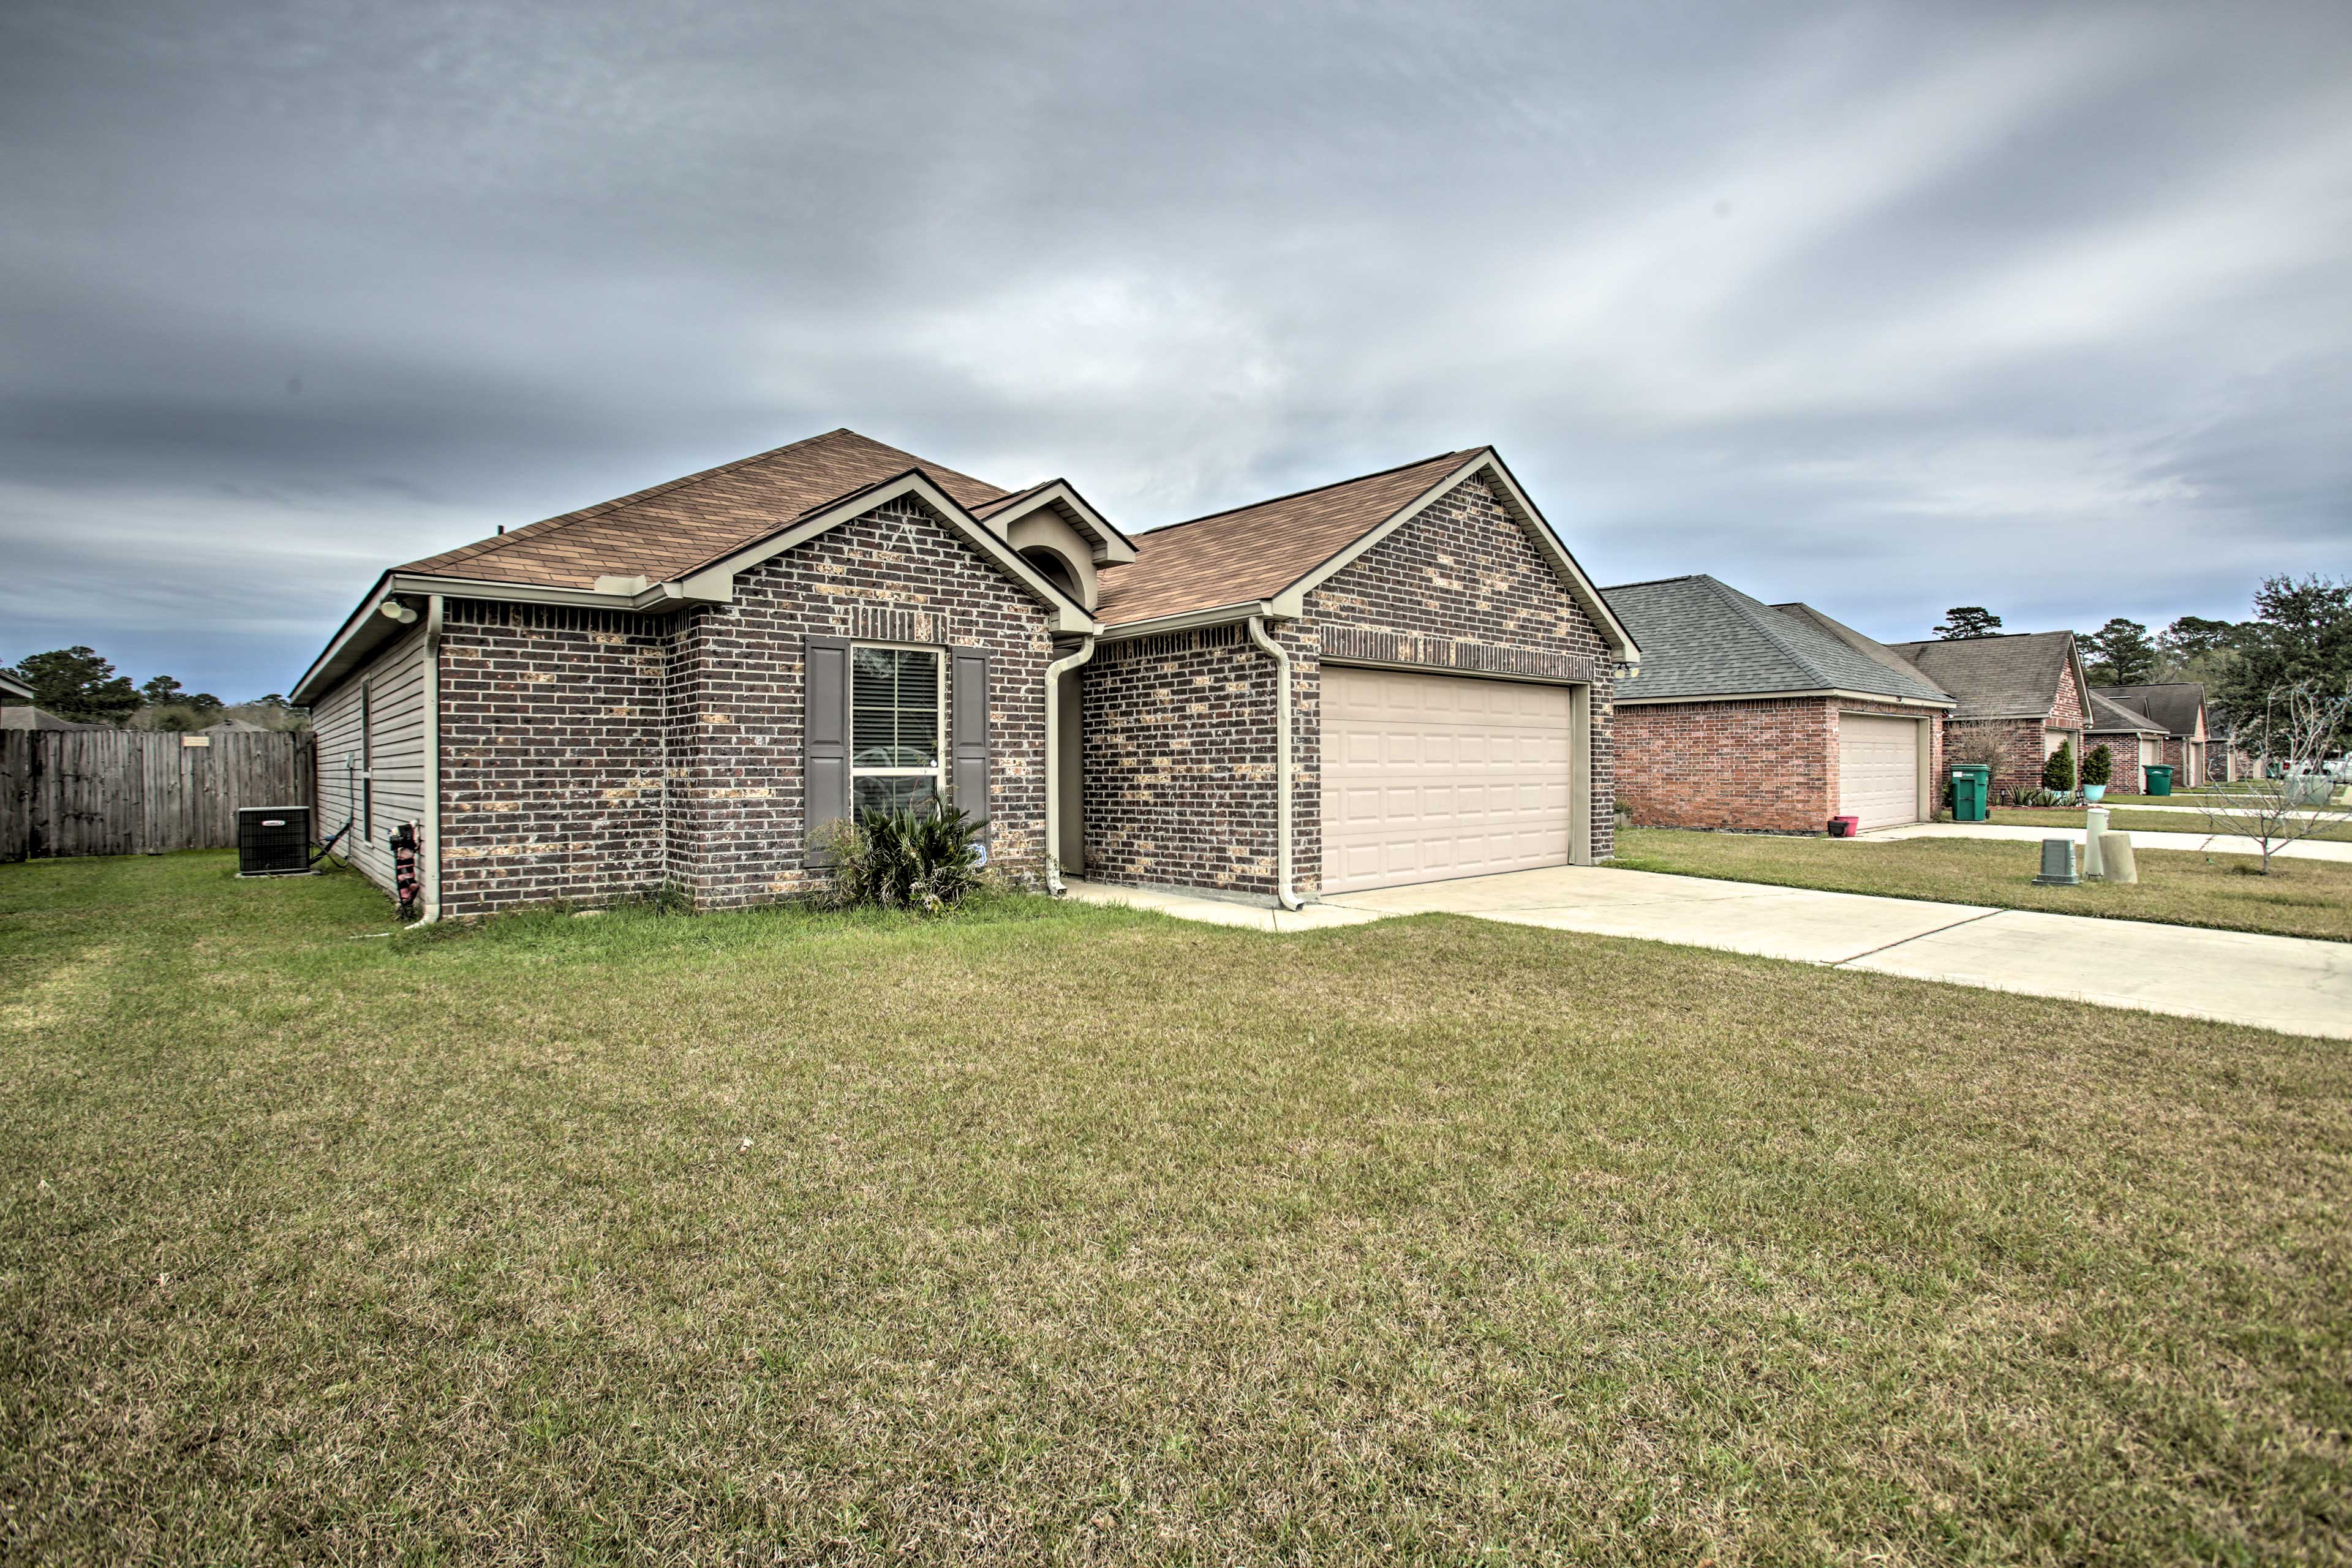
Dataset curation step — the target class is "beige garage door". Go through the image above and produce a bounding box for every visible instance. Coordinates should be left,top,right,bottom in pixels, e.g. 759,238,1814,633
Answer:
1321,667,1574,895
1837,713,1921,831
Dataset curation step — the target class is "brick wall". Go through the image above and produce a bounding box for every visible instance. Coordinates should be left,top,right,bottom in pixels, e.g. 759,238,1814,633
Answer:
663,494,1054,910
1947,720,2048,800
1615,698,1836,832
427,494,1054,916
1080,625,1276,894
438,600,669,916
2092,737,2136,794
1302,470,1617,878
1080,469,1618,897
2087,734,2146,794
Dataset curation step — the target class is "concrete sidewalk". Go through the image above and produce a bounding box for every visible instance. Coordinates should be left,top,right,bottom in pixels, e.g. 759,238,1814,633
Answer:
2087,799,2346,817
1067,867,2352,1039
1864,821,2352,864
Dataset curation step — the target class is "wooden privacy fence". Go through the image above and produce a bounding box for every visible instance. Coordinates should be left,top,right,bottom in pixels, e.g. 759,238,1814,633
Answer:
0,729,315,861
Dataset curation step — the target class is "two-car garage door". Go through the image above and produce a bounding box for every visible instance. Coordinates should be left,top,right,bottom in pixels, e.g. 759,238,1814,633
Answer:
1321,666,1578,895
1836,712,1923,831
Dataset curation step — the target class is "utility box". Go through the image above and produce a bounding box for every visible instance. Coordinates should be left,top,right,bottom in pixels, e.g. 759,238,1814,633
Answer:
236,806,312,877
2032,838,2079,886
2099,832,2138,884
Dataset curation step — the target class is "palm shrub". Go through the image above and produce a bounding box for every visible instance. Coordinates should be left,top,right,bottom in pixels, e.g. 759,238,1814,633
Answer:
818,801,987,912
2042,738,2076,793
2082,744,2113,788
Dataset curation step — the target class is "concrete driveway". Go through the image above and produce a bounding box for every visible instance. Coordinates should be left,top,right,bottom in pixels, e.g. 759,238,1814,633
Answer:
1317,865,2352,1039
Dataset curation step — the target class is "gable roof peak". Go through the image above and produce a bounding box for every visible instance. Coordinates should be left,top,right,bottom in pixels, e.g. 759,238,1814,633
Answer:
395,426,1011,593
1600,575,1950,706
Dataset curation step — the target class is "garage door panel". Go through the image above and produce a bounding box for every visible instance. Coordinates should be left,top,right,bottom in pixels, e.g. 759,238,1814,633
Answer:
1321,667,1575,895
1838,713,1922,831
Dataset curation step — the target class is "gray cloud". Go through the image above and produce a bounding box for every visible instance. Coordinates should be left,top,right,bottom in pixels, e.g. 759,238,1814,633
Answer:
3,0,2346,696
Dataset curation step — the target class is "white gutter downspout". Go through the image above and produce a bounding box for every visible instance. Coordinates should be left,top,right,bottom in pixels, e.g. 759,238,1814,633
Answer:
1043,636,1096,896
407,593,445,928
1245,616,1304,911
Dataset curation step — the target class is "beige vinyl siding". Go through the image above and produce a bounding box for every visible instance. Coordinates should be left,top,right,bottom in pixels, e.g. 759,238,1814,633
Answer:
309,627,429,897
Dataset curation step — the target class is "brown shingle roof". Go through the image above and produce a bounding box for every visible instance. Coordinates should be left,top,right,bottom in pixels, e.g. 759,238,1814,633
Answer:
399,428,1009,591
1094,450,1474,626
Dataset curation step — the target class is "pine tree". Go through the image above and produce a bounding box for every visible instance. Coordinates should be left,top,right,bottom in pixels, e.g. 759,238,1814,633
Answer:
2082,618,2159,686
1934,607,2003,639
12,647,140,725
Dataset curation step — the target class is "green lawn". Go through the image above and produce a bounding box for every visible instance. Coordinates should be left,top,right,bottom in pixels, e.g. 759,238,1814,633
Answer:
1989,806,2352,842
1614,827,2352,942
4,853,2349,1564
2101,788,2350,812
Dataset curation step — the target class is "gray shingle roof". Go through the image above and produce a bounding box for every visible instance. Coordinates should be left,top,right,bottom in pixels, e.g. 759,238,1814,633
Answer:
2092,682,2204,739
0,704,97,730
1600,576,1952,706
2087,691,2165,734
1882,631,2081,722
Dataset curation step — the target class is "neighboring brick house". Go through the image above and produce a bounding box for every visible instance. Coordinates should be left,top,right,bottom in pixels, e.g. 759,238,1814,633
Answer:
292,430,1637,916
2094,682,2219,783
1883,631,2092,801
2085,691,2168,794
1598,576,1952,834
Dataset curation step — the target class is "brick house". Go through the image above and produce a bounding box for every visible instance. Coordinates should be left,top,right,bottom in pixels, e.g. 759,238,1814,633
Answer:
2085,691,2168,794
292,429,1637,917
2093,682,2220,783
1885,631,2092,801
1599,576,1953,834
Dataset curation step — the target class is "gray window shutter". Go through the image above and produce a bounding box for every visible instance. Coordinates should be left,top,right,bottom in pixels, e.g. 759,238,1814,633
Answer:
804,636,851,866
951,646,990,840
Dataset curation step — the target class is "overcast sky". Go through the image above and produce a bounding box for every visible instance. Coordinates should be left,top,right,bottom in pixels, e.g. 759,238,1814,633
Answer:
3,0,2346,698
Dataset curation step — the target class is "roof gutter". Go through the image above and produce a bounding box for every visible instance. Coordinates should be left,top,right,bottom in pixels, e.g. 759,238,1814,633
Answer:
1095,601,1275,642
405,593,445,928
1042,636,1097,896
1613,688,1956,710
1245,616,1303,913
293,572,715,707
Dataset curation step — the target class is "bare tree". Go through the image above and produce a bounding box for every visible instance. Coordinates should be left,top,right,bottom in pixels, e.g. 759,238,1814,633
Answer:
2201,680,2352,872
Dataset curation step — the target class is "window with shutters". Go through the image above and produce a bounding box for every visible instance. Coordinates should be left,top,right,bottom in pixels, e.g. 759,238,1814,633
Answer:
849,645,943,815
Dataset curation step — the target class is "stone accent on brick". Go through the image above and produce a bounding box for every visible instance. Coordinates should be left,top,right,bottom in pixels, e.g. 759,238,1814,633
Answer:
1080,470,1619,897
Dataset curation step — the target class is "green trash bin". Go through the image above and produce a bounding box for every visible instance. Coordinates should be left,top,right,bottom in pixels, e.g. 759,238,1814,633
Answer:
2145,764,2174,797
1950,764,1991,823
